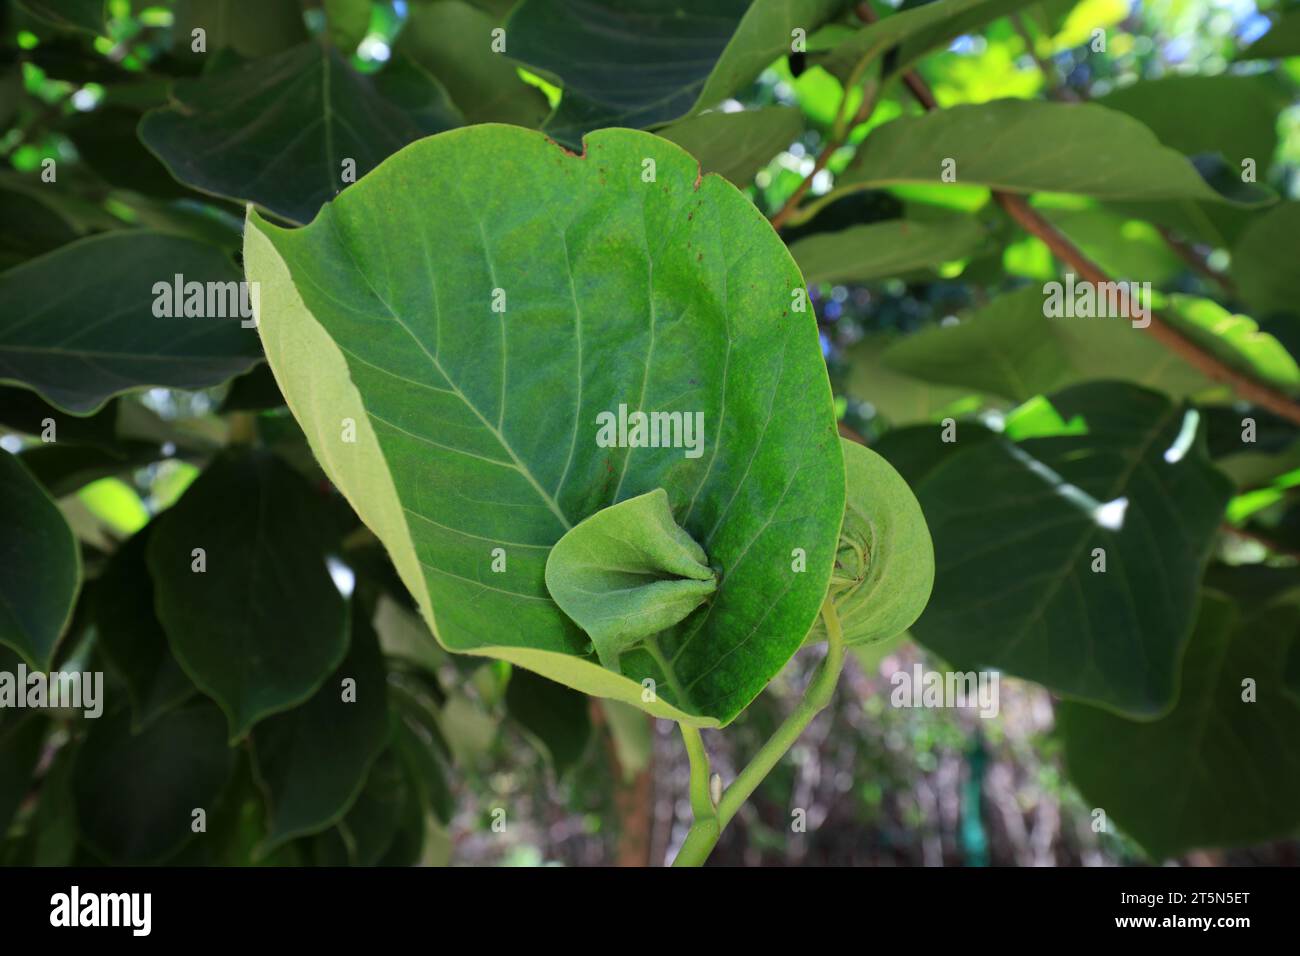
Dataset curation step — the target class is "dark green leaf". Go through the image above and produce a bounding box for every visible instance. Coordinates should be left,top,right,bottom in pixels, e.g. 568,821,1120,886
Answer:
1232,201,1300,319
0,451,80,670
507,0,841,144
0,231,262,414
904,382,1233,716
1059,593,1300,858
251,602,390,847
73,701,236,864
505,667,592,776
140,44,462,224
146,451,350,740
92,527,195,729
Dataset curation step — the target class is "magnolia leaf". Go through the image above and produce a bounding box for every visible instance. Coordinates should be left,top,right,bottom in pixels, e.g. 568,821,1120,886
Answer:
0,232,261,414
823,101,1273,216
140,44,462,224
545,488,719,670
245,125,844,726
506,0,842,145
806,440,934,647
1059,593,1300,858
884,382,1233,716
0,451,81,670
790,218,987,286
147,451,350,740
658,107,803,188
15,0,104,33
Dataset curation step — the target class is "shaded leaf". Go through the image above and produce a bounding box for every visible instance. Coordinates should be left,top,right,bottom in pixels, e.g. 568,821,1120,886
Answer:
92,527,196,729
507,0,841,144
146,451,350,740
140,43,462,224
1059,593,1300,858
73,701,236,864
505,667,592,776
0,232,262,415
1231,201,1300,319
0,451,80,670
251,601,389,848
894,382,1233,716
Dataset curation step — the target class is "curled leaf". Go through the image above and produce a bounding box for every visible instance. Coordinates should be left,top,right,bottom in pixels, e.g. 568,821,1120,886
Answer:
807,439,934,646
545,489,718,671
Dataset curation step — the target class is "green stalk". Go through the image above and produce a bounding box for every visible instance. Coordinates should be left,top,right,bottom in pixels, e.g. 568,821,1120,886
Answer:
671,596,847,866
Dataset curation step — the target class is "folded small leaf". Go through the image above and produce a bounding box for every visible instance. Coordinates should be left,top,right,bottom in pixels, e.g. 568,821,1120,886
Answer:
806,440,933,646
546,489,718,670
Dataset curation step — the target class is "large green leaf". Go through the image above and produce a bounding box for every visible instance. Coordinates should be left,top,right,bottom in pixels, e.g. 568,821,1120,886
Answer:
805,440,934,646
546,489,718,670
658,107,803,188
0,451,80,670
146,451,350,740
1231,202,1300,319
140,44,462,225
825,100,1272,213
887,382,1233,716
251,602,390,848
73,701,237,864
0,232,262,415
397,0,549,127
1059,592,1300,858
790,218,987,285
507,0,841,144
244,125,845,726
